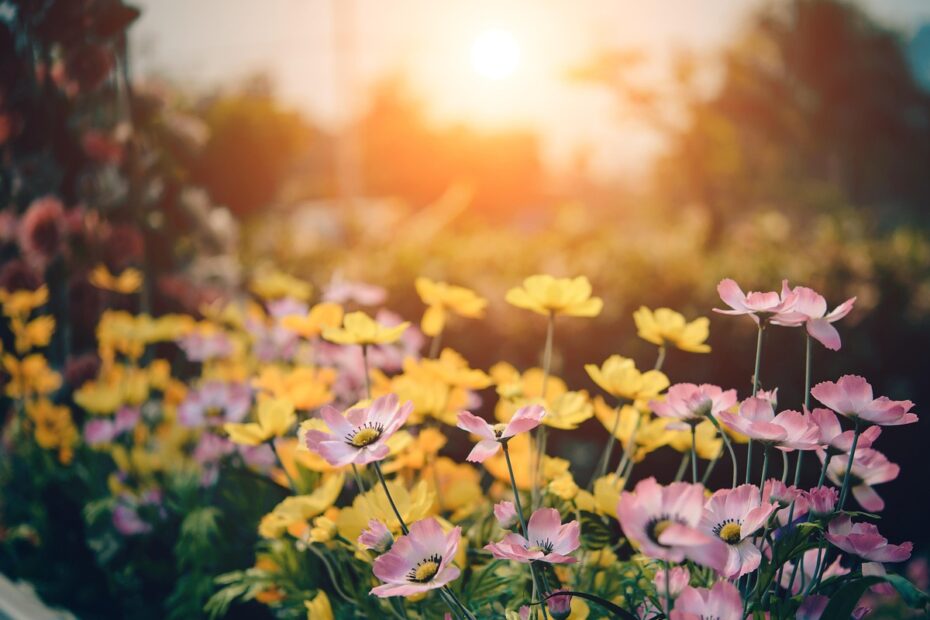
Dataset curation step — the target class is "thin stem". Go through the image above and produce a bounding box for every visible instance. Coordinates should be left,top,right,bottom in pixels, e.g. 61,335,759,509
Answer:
816,450,830,488
663,559,672,616
372,461,408,535
351,463,367,493
429,330,443,359
654,345,666,371
780,449,789,484
837,419,862,511
706,414,738,488
441,586,477,620
752,324,764,396
532,313,556,509
502,442,529,535
803,334,813,409
361,343,371,401
589,400,625,487
674,452,690,482
690,425,699,483
614,414,642,477
759,446,770,502
745,440,754,485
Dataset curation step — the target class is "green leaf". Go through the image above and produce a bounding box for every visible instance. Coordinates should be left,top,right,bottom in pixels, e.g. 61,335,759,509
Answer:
579,510,615,550
883,573,930,608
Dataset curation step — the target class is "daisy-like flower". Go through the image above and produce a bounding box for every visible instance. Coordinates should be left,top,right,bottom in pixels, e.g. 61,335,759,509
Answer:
719,397,820,451
762,480,809,527
806,486,839,516
670,580,743,620
811,375,917,426
770,284,856,351
820,447,899,512
505,274,603,317
485,507,580,564
415,277,487,337
359,519,394,553
778,549,849,595
322,311,410,346
616,478,727,570
633,306,711,353
825,516,912,563
178,381,251,427
371,518,461,597
651,383,737,430
456,405,545,463
585,355,669,401
810,408,881,453
303,394,413,466
714,278,798,324
224,398,296,446
89,264,143,295
493,501,519,529
700,484,777,578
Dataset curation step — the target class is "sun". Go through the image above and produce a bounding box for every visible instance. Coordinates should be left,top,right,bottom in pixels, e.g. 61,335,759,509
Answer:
470,29,521,80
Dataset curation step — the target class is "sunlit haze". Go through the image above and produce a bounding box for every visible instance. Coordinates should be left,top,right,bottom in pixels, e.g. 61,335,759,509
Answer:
470,29,521,79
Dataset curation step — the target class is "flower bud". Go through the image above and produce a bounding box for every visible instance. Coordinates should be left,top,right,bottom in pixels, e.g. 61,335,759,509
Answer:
807,486,838,516
546,591,573,620
358,519,393,553
493,500,519,530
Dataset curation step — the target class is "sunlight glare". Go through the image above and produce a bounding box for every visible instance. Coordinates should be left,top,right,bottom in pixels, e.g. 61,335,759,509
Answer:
470,29,521,80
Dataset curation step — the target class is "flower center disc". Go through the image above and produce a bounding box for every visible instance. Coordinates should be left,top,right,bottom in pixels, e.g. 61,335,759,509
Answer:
649,518,676,545
719,522,742,544
413,560,440,582
350,427,382,447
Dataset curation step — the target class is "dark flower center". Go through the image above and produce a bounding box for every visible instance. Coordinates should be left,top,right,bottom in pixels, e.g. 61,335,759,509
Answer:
346,422,385,447
408,554,442,582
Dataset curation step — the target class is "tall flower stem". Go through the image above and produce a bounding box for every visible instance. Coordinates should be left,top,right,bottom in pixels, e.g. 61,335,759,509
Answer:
758,446,770,502
372,461,475,619
589,400,625,488
690,425,699,483
532,313,556,509
351,463,367,493
429,330,443,359
746,324,765,484
663,560,673,617
674,452,690,482
614,414,642,477
361,343,372,400
780,450,789,484
704,414,738,488
837,418,862,510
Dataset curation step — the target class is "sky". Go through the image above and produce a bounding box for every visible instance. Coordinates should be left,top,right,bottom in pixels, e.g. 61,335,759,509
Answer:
130,0,930,180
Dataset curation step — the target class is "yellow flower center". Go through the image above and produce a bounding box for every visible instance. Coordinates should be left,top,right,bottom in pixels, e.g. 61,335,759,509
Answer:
652,519,674,539
492,423,507,439
350,427,382,447
718,522,742,544
412,560,440,582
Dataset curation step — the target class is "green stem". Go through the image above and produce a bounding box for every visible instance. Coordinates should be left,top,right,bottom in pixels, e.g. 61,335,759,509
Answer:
780,449,789,484
361,343,371,401
705,414,738,488
589,400,625,488
745,439,754,485
837,419,862,511
759,446,770,502
351,463,367,493
372,461,409,535
614,414,642,477
690,425,699,483
502,442,529,535
429,329,443,359
752,324,764,395
654,345,666,371
674,452,690,482
532,313,556,509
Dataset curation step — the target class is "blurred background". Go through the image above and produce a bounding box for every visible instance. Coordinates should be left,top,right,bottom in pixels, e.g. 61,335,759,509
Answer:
2,0,930,604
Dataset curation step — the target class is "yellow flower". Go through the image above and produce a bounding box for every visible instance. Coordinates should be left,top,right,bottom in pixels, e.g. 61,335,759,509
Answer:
0,286,48,317
74,373,124,415
633,306,711,353
384,426,447,472
415,277,487,337
484,434,566,491
250,269,313,301
663,419,723,460
281,302,344,338
505,275,602,317
542,391,594,430
492,363,592,430
258,473,345,539
308,513,339,543
26,399,77,463
418,349,492,390
427,457,483,520
305,591,334,620
253,366,336,410
336,479,434,540
3,353,62,398
593,398,646,442
11,315,55,353
89,264,143,294
593,474,625,516
585,355,669,401
225,398,296,446
549,473,579,501
322,311,409,346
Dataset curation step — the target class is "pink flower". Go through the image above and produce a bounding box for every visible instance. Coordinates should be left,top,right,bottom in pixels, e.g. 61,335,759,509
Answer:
651,383,738,429
546,591,574,619
177,330,234,362
178,381,251,427
825,516,912,563
806,486,838,516
811,375,918,426
779,549,848,595
17,196,66,269
714,278,798,324
304,394,412,466
359,519,394,553
84,418,116,445
456,405,545,463
821,448,899,512
485,507,580,564
371,518,461,597
797,595,872,620
654,566,691,612
762,480,808,526
323,277,387,306
700,484,777,578
670,580,742,620
810,407,881,453
616,478,727,570
493,501,519,530
719,397,820,451
770,284,856,350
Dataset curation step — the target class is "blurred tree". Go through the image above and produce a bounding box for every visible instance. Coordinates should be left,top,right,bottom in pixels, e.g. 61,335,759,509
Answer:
193,77,313,217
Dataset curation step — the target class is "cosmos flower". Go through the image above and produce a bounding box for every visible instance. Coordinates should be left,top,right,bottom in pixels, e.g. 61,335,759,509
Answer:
358,519,394,553
810,407,881,453
714,278,798,324
806,486,839,516
456,404,545,463
493,501,519,529
811,375,917,426
825,516,912,563
770,284,856,351
651,383,737,429
719,397,820,451
371,518,461,597
778,549,848,595
585,355,669,401
505,274,602,317
280,302,344,338
415,277,487,337
178,381,251,427
303,394,413,466
700,484,777,578
633,306,711,353
616,478,727,570
485,507,580,564
322,311,410,346
670,580,743,620
224,398,297,446
821,448,899,512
